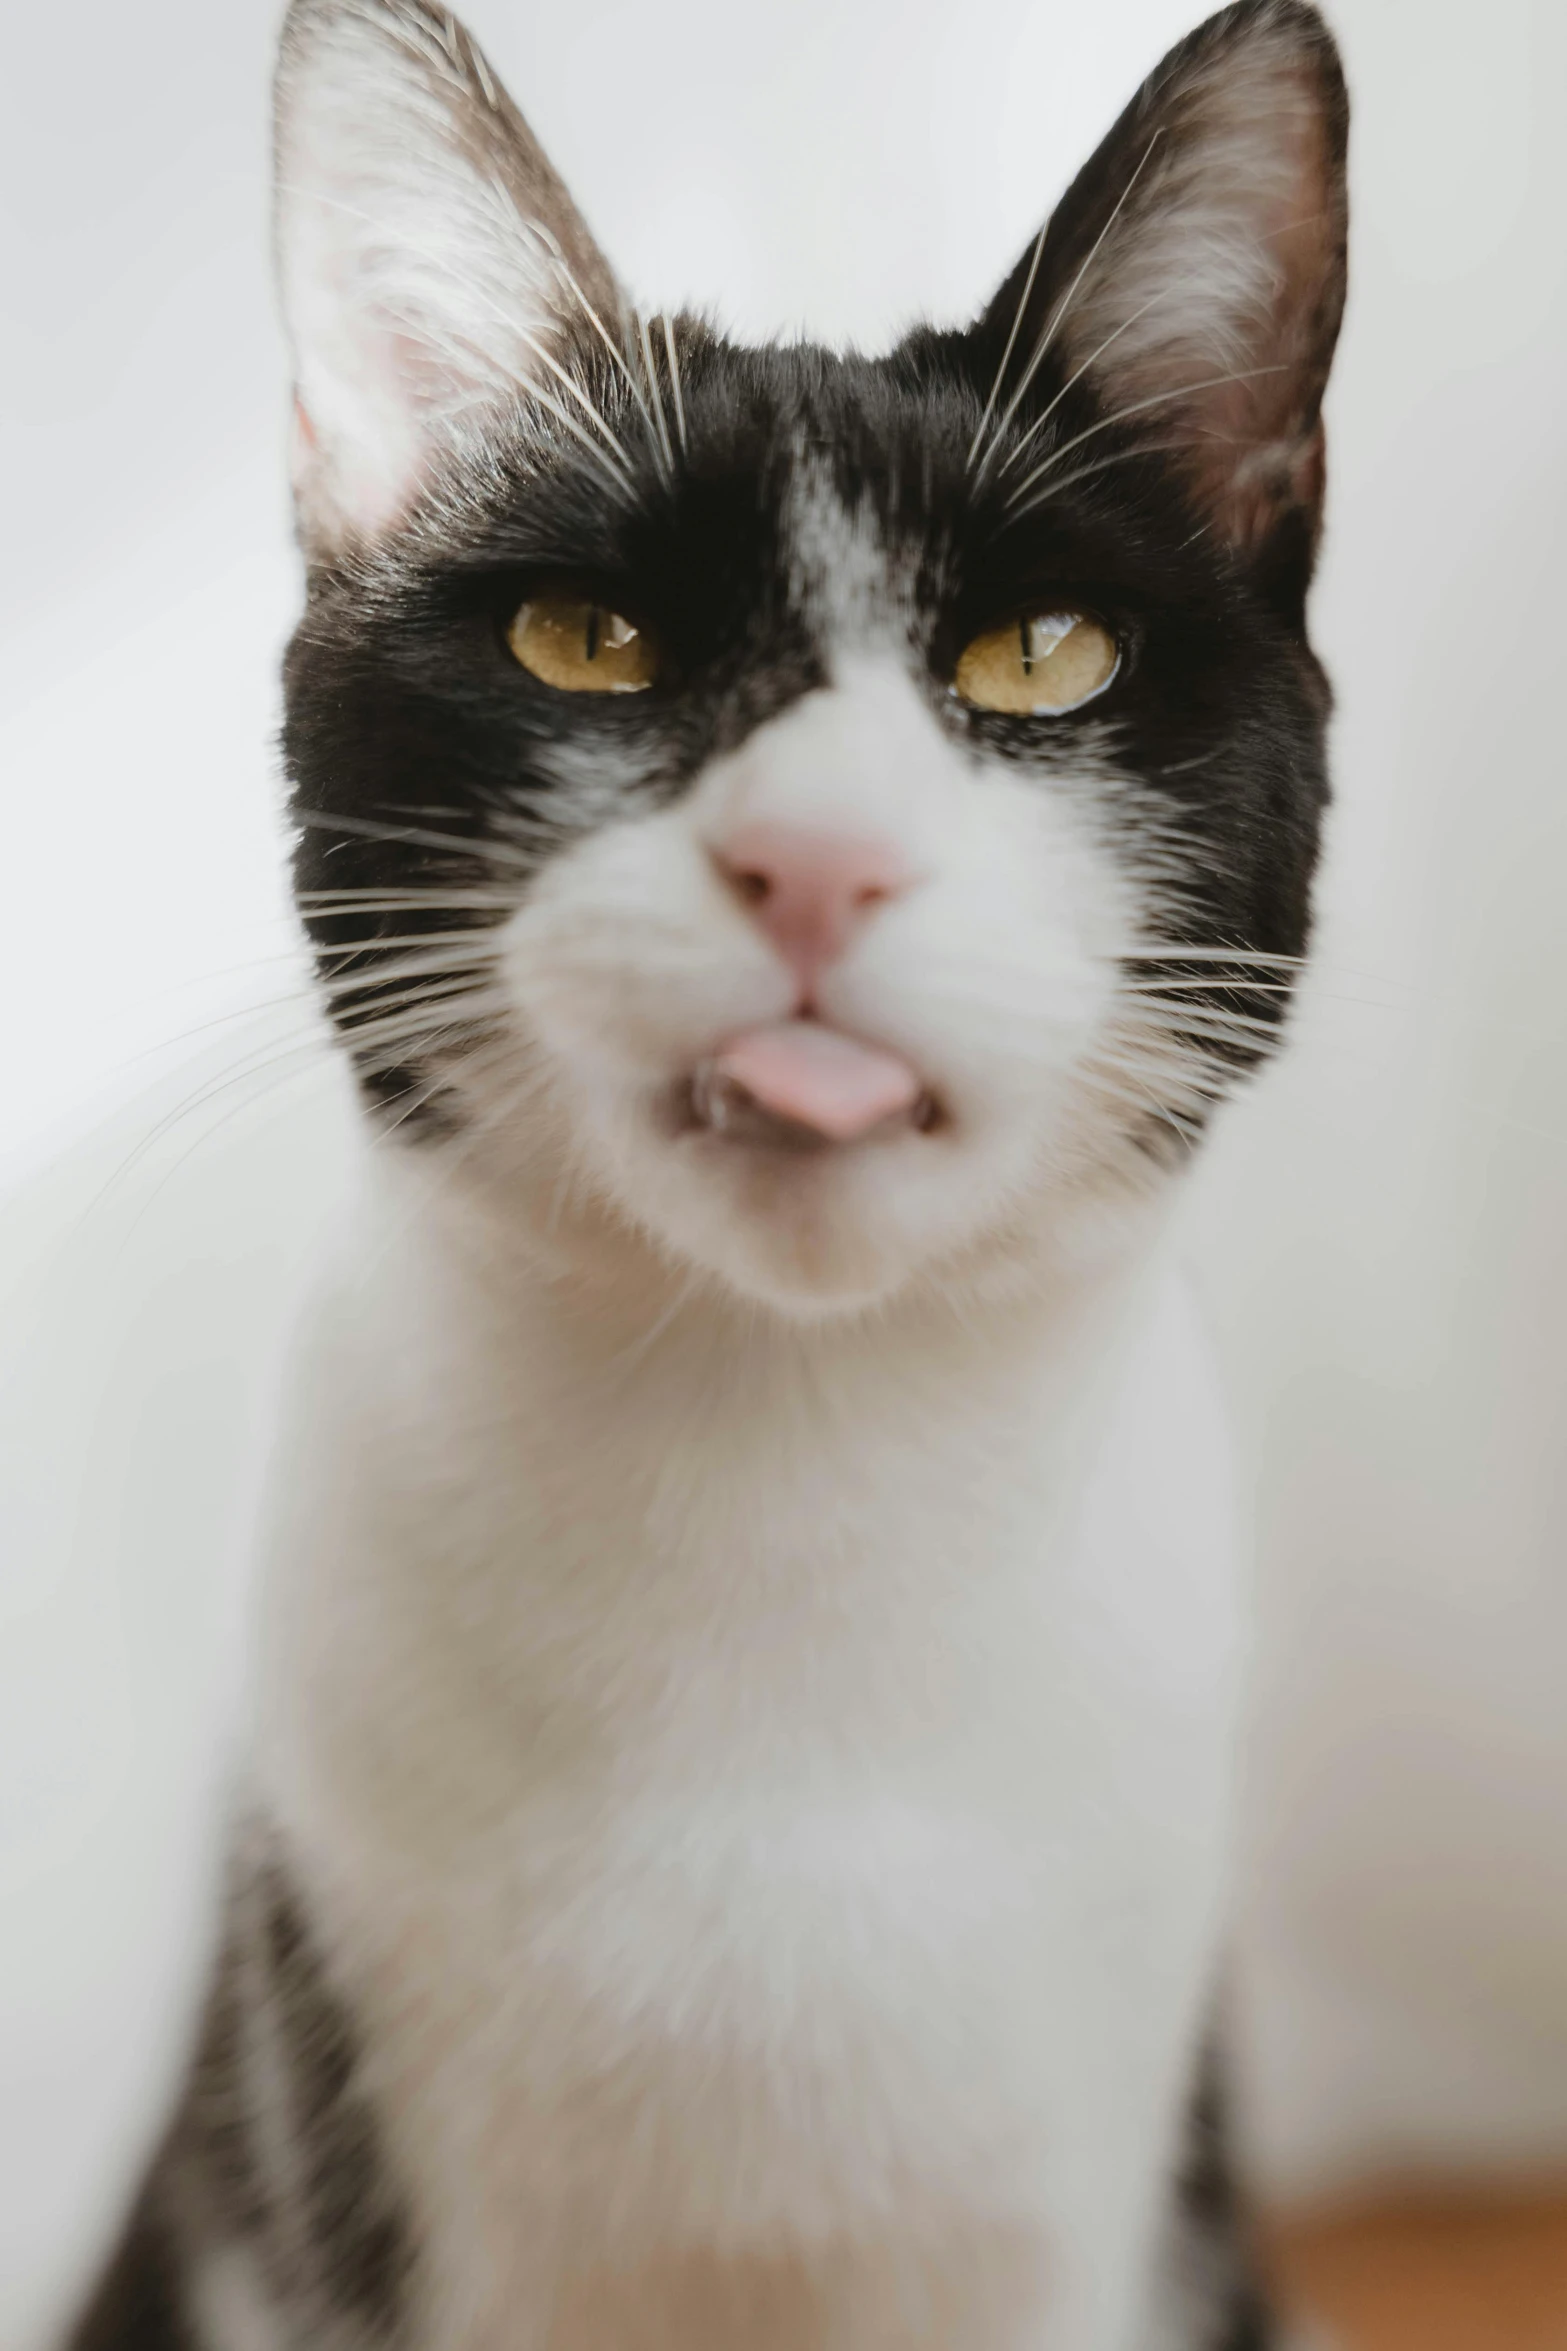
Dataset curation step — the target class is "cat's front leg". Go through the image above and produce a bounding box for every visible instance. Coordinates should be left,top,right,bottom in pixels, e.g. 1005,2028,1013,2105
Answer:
1136,2054,1276,2351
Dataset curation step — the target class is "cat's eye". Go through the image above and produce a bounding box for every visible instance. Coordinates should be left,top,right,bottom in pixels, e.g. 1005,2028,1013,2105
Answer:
954,611,1119,714
507,594,658,694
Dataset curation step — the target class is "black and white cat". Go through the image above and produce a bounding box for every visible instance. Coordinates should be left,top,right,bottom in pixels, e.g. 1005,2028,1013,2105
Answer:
71,1,1346,2344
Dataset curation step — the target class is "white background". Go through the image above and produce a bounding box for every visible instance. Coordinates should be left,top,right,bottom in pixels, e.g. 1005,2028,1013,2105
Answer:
3,0,1567,2339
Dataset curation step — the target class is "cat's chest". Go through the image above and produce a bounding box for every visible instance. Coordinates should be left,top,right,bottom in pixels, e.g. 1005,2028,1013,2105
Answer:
269,1531,1235,2269
308,1750,1195,2282
269,1617,1230,2351
255,1260,1241,2312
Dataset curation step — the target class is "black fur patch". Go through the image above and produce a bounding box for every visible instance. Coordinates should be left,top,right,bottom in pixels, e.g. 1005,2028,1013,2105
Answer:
66,1831,411,2348
67,2186,193,2351
1147,2045,1277,2350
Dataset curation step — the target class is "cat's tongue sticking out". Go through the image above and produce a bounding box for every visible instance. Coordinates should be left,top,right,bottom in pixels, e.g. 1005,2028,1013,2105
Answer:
692,825,931,1142
699,1020,926,1144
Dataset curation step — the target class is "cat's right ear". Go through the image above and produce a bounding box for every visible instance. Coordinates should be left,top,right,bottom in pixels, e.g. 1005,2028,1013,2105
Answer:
274,0,624,557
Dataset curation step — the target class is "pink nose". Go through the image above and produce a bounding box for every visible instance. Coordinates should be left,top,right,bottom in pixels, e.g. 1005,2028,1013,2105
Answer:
712,822,915,992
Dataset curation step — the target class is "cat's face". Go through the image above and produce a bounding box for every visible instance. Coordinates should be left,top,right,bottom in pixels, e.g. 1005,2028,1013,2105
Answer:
277,0,1346,1316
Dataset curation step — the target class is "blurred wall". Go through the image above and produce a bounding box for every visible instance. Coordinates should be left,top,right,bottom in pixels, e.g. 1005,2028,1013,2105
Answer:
2,0,1566,2339
1200,0,1567,2197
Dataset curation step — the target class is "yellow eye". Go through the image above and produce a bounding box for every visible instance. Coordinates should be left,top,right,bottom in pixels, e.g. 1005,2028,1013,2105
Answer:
506,595,658,694
954,611,1119,714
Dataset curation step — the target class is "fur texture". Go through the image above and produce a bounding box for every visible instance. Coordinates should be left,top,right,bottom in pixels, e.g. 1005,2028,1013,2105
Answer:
72,2,1347,2343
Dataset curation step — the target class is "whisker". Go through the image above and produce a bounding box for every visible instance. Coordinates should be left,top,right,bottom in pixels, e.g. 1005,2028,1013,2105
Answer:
1090,1049,1227,1119
297,888,521,914
327,987,513,1061
321,974,504,1030
104,983,517,1245
340,1049,563,1297
1126,976,1297,994
293,807,533,870
276,180,635,495
993,292,1166,484
311,953,505,995
520,219,672,458
660,313,688,458
635,309,676,480
1003,366,1290,514
991,434,1198,521
1082,1053,1208,1152
104,1037,347,1246
1119,946,1309,967
967,222,1047,471
307,917,506,946
971,130,1163,486
392,304,634,495
601,1271,703,1387
310,923,506,963
86,1020,332,1221
1126,1007,1283,1046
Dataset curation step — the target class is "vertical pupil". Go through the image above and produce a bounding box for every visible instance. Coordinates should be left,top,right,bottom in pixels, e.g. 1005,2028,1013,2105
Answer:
584,605,600,663
1018,616,1033,677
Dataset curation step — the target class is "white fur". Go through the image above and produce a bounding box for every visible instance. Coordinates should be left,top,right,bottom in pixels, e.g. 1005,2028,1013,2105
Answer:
496,653,1138,1312
238,628,1249,2348
190,2247,300,2351
252,1181,1242,2351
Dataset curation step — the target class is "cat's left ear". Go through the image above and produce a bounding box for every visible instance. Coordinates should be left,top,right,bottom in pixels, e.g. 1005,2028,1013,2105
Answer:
274,0,624,557
973,0,1348,615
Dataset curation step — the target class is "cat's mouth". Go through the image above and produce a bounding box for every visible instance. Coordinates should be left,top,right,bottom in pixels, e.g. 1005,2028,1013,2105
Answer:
680,1019,944,1150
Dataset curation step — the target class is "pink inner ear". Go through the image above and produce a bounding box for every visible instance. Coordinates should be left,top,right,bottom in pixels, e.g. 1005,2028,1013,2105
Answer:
1035,34,1344,573
1169,79,1343,555
293,394,318,451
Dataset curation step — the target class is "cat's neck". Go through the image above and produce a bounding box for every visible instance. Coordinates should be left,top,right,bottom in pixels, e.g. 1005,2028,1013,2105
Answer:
258,1146,1212,1869
305,1148,1180,1565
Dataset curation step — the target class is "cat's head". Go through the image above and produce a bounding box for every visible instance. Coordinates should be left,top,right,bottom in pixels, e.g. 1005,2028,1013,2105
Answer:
275,0,1346,1316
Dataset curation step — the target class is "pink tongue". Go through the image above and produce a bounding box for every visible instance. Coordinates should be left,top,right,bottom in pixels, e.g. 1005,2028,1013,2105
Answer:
713,1020,922,1141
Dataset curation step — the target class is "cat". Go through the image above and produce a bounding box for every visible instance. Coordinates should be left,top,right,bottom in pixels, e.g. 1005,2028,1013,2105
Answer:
67,0,1346,2344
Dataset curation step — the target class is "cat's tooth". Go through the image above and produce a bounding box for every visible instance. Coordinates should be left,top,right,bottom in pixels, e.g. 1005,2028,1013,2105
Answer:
689,1060,729,1134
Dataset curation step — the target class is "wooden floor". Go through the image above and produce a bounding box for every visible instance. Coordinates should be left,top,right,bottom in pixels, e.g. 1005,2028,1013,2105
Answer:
1266,2188,1567,2349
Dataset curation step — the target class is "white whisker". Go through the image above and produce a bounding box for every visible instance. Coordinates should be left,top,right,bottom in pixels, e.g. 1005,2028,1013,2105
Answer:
1118,945,1308,966
636,309,676,479
298,890,520,913
661,314,688,458
293,807,533,869
275,180,635,495
1003,366,1289,515
967,222,1047,472
992,435,1196,520
972,130,1164,486
993,293,1166,485
520,218,671,458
